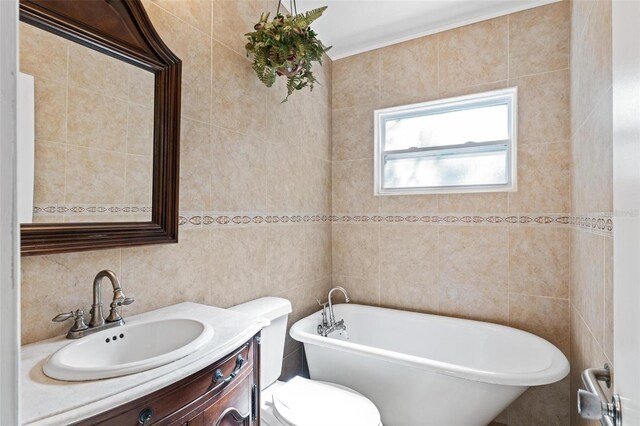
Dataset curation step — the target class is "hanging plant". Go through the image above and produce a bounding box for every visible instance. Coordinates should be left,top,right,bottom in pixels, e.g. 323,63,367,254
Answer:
245,1,331,102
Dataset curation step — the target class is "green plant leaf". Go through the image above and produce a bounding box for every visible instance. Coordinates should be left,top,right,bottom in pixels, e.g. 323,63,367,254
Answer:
245,5,331,102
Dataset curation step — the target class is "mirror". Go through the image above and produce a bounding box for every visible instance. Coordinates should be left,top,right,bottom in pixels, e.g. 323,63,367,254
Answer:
19,0,181,256
19,23,155,224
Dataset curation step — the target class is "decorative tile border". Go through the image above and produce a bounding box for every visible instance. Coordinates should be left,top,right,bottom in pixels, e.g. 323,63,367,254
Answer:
330,213,570,225
568,213,614,236
178,212,331,229
33,204,152,216
178,212,579,228
328,213,612,236
177,212,612,235
33,208,613,236
180,212,576,227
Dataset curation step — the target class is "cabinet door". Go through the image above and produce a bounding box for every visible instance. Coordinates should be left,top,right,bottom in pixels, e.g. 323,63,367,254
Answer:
201,374,252,426
73,334,260,426
186,413,202,426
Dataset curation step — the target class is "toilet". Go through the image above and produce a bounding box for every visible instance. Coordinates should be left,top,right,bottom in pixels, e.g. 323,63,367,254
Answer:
229,297,382,426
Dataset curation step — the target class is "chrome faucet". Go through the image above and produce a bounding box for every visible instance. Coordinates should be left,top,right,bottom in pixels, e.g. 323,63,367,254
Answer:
317,286,350,337
328,286,350,325
53,270,134,339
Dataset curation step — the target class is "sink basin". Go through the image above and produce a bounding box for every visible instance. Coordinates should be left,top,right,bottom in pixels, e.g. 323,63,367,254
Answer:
43,318,214,381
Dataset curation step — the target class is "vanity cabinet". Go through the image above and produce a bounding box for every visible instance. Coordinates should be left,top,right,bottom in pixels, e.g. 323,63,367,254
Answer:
75,335,260,426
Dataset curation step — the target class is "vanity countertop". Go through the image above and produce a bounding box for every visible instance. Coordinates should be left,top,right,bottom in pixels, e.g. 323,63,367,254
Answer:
20,302,269,425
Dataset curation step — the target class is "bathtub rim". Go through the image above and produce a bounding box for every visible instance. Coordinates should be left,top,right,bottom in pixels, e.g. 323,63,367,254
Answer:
290,303,569,387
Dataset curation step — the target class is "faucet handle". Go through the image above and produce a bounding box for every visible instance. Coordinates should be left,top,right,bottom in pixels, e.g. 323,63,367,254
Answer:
106,301,122,323
106,296,135,323
52,309,84,322
316,299,330,327
52,311,75,322
52,309,88,332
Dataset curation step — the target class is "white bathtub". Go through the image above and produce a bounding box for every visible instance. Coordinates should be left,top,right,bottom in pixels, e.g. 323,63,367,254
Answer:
290,304,569,426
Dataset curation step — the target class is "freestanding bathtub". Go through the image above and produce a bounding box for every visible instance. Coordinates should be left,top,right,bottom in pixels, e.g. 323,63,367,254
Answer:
290,304,569,426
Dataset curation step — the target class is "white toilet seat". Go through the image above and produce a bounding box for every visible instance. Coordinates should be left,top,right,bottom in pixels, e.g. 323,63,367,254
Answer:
261,377,382,426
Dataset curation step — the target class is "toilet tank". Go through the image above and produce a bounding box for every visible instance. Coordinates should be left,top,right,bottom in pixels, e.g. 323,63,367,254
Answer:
229,297,292,389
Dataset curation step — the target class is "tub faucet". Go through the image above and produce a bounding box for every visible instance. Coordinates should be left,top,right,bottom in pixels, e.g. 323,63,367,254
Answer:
52,270,134,339
328,286,350,325
317,286,350,337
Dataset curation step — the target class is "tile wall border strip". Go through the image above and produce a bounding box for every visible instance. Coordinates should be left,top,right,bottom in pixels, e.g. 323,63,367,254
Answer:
33,204,152,216
569,213,614,236
177,212,614,236
34,208,612,236
178,213,332,229
330,213,569,225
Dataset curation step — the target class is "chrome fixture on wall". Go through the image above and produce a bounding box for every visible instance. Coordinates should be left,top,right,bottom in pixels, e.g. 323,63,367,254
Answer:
317,286,350,337
577,364,622,426
52,270,134,339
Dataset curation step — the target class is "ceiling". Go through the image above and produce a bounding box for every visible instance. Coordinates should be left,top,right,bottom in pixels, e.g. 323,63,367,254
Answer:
295,0,560,60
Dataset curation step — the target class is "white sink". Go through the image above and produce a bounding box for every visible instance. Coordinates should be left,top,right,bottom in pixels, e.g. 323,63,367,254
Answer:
43,318,214,381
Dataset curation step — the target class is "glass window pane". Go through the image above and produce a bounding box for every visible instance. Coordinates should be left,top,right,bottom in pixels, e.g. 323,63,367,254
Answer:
384,104,509,151
383,147,508,189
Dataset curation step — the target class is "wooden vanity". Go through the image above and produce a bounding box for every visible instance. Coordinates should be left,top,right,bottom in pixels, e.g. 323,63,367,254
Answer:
74,335,260,426
20,303,268,425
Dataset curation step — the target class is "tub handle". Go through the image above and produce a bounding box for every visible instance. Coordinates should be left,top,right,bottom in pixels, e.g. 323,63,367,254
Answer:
578,364,621,426
316,299,330,336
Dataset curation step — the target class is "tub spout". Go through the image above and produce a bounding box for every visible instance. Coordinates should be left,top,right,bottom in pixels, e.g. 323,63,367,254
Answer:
327,286,349,333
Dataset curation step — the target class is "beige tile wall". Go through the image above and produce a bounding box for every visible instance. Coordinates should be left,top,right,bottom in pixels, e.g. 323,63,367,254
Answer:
331,2,572,424
569,1,613,425
20,0,334,380
19,23,155,222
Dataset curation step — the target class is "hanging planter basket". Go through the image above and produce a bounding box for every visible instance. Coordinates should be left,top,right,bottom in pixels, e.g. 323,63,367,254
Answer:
245,1,331,102
277,62,305,77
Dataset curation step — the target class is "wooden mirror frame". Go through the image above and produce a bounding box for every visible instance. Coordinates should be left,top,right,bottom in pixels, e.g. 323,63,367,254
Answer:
19,0,181,256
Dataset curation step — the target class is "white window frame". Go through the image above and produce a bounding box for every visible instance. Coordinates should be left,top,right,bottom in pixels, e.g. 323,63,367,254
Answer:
374,87,518,195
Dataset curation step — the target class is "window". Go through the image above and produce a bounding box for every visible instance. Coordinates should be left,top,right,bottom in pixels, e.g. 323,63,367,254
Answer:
374,87,517,195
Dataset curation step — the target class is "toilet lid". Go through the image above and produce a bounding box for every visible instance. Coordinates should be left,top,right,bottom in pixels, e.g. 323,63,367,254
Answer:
272,376,381,426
